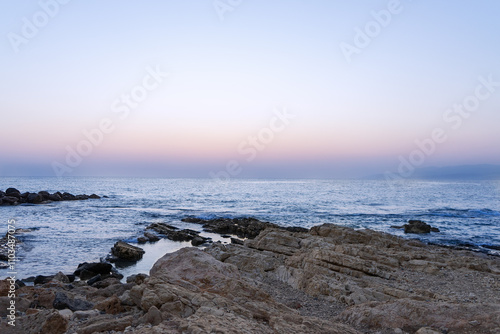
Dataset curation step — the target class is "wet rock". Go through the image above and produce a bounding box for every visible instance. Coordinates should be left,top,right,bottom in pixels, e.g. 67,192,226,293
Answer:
190,217,280,239
404,220,438,234
191,235,209,246
1,196,18,205
5,188,21,196
89,194,101,199
147,222,200,242
111,241,145,261
137,236,148,243
74,262,112,277
62,192,76,200
144,232,159,242
48,193,62,201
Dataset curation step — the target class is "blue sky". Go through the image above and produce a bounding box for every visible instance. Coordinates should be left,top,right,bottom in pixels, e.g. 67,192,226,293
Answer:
1,1,499,178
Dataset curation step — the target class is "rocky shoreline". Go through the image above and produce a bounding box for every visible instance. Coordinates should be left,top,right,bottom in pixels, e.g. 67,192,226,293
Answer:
0,188,103,206
1,218,499,334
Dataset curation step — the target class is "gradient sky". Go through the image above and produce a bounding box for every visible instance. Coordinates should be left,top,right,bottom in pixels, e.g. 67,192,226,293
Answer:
1,1,499,178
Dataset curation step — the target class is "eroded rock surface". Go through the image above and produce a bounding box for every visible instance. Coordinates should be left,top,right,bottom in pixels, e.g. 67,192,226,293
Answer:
2,223,499,333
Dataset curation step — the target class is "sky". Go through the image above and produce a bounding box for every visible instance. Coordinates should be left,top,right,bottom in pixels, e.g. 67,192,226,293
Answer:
1,0,499,178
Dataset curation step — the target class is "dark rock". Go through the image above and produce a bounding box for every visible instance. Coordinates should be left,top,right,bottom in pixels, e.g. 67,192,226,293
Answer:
191,236,207,246
27,193,44,204
48,193,62,201
221,235,231,238
144,232,159,242
34,275,55,285
0,190,5,197
89,194,101,199
181,217,203,223
5,188,21,196
79,269,97,280
430,227,440,232
403,220,438,234
230,237,244,245
285,226,309,233
75,194,89,200
38,191,50,200
1,196,18,205
61,192,76,201
74,262,112,277
137,236,148,244
87,274,101,286
66,274,75,282
147,223,199,242
103,195,109,198
111,241,145,261
15,279,25,288
190,217,280,239
53,291,93,311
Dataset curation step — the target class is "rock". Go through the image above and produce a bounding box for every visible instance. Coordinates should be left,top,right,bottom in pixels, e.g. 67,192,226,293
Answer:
87,274,101,285
74,262,112,277
53,291,94,311
5,188,21,196
48,193,62,201
62,192,76,200
94,295,122,314
415,327,443,334
38,191,50,200
34,275,55,285
404,220,437,234
231,237,244,245
147,222,200,242
89,194,101,199
137,236,148,243
27,192,44,204
1,196,18,205
126,273,149,285
72,309,100,320
111,241,145,261
58,308,73,320
18,309,68,334
191,235,207,246
53,272,70,283
190,217,280,239
144,232,159,242
181,217,203,223
141,305,162,325
75,315,134,334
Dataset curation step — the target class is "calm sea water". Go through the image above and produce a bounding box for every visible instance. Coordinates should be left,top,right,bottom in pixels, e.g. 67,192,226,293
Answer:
1,177,499,280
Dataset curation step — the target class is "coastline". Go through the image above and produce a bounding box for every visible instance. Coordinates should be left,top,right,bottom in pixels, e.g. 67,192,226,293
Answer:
1,221,499,333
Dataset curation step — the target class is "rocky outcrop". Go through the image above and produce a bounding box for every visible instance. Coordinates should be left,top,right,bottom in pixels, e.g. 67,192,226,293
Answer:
110,241,145,262
182,216,309,239
146,223,211,246
392,219,440,234
0,188,102,206
3,223,499,333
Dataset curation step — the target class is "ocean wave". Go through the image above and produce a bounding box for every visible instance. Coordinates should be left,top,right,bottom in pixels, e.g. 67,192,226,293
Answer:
426,208,500,218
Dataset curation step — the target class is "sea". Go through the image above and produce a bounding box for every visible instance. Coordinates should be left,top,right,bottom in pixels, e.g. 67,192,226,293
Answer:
1,177,499,280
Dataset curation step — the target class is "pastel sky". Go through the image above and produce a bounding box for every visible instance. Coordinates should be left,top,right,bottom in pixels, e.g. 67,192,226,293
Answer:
1,1,499,178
